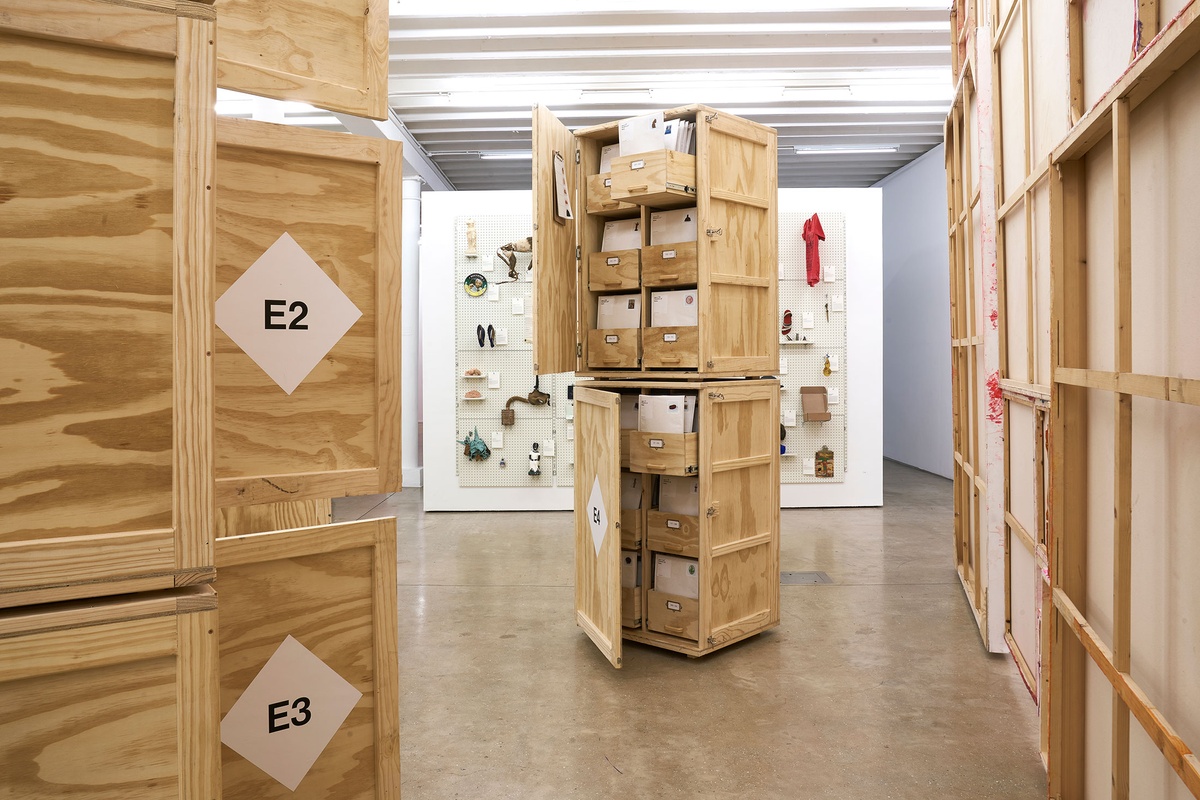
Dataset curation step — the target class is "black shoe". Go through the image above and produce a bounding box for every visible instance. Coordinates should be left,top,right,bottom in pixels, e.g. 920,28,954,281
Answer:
476,324,485,347
487,324,495,347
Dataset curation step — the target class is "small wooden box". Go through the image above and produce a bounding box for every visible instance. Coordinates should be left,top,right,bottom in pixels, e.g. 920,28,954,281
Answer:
621,586,642,629
646,590,699,640
630,432,699,476
642,241,699,287
586,173,639,217
647,510,700,558
610,150,698,207
588,248,640,292
0,0,217,607
215,518,399,799
586,328,640,370
0,586,219,798
642,326,700,369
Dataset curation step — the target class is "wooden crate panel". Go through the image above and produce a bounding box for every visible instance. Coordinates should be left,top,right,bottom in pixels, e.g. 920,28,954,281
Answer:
708,465,775,550
214,0,389,119
214,118,402,506
0,0,216,605
215,519,399,798
709,542,776,641
0,586,219,799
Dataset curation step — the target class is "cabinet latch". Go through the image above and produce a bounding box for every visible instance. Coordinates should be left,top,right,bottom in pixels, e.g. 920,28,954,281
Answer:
705,227,724,237
706,360,716,369
707,391,724,400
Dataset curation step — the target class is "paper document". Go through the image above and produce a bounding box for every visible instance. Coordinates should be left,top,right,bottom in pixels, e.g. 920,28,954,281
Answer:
650,207,698,245
601,218,641,251
619,112,664,156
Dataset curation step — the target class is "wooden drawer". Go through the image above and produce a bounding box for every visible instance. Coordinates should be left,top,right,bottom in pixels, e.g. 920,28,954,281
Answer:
0,0,216,607
642,241,699,287
646,590,699,640
610,150,697,207
586,173,639,216
621,586,643,629
588,248,640,292
629,432,699,476
215,518,399,799
586,328,640,370
642,326,700,369
647,510,700,558
620,507,644,550
0,586,219,798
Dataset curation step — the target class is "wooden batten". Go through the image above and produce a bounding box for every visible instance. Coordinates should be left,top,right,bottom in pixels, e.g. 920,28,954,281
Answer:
213,117,403,508
0,0,216,607
215,518,400,798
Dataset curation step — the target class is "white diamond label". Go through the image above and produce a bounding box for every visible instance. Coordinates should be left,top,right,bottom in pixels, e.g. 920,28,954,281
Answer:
219,635,363,791
588,475,608,556
215,232,363,395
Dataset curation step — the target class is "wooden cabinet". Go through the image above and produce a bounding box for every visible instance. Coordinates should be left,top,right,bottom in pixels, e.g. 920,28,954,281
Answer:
531,105,779,379
573,379,780,667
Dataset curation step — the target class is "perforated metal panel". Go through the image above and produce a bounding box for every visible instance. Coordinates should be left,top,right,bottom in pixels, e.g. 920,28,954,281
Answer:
454,215,575,488
778,211,848,484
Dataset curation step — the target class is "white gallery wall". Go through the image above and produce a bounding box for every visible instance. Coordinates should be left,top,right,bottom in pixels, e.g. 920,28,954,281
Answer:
877,145,954,479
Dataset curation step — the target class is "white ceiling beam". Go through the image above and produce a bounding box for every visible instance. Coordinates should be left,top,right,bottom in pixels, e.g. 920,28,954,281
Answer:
333,109,456,191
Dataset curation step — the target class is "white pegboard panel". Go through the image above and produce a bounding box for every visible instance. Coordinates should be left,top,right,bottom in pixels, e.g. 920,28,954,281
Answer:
454,215,578,490
778,211,848,485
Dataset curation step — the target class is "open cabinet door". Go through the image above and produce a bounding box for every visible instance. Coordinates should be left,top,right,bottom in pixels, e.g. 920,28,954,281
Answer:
573,386,623,668
531,105,579,376
696,111,778,374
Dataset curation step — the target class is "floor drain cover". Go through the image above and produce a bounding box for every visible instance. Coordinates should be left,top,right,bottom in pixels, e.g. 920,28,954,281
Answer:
780,571,832,585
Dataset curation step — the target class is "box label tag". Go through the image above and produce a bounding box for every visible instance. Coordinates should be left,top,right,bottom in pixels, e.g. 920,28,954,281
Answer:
667,519,681,529
667,600,682,612
649,438,664,449
663,333,677,343
604,178,612,187
605,334,619,344
631,159,645,170
606,256,620,266
662,249,676,259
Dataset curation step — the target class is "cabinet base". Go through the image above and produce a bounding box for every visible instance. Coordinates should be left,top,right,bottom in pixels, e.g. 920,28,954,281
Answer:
622,619,778,658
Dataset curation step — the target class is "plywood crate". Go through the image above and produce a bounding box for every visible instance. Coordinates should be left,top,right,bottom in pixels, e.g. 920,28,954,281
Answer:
215,518,399,798
0,586,219,798
214,117,403,510
214,0,390,119
0,0,216,608
573,379,780,666
533,105,778,379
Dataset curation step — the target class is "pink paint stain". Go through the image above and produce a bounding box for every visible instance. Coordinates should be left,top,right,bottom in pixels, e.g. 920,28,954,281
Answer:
985,371,1003,424
989,308,999,328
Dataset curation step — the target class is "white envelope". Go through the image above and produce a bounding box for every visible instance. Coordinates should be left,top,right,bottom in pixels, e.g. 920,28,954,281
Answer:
619,395,639,429
638,394,686,434
601,218,642,251
598,143,619,174
650,290,698,327
654,553,699,599
596,294,641,329
621,550,641,589
650,207,698,245
618,111,664,156
658,475,699,516
621,472,643,510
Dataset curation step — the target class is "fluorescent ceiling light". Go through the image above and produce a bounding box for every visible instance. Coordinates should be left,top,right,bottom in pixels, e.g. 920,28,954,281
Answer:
480,151,532,160
791,145,900,155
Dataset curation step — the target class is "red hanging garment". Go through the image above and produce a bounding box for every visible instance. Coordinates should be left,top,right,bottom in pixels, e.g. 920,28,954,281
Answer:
802,213,825,287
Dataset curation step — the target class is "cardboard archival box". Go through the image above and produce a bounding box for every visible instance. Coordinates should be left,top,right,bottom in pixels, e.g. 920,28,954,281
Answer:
601,218,642,251
650,207,698,246
654,553,699,599
658,476,699,517
596,294,641,328
638,395,687,434
650,290,699,327
800,386,832,422
621,472,643,510
621,550,641,588
619,395,639,429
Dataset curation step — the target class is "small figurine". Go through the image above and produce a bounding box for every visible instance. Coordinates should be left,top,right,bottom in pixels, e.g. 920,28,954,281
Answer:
458,428,491,462
496,236,533,281
528,442,541,476
465,219,478,257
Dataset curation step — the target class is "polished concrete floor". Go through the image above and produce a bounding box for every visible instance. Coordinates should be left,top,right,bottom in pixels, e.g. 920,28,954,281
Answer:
333,460,1047,799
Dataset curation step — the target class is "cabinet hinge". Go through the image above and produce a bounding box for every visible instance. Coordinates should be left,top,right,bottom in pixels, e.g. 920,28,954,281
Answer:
576,245,581,261
707,391,724,399
576,343,583,357
707,635,717,645
575,150,581,164
706,360,716,369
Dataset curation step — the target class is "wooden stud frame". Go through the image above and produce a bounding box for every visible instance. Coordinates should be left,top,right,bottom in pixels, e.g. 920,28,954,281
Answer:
0,586,220,798
213,116,403,508
0,0,216,608
213,0,390,120
1049,4,1200,797
215,518,400,798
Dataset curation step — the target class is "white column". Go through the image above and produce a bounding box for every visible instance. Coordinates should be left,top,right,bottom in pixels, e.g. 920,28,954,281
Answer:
402,176,423,487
